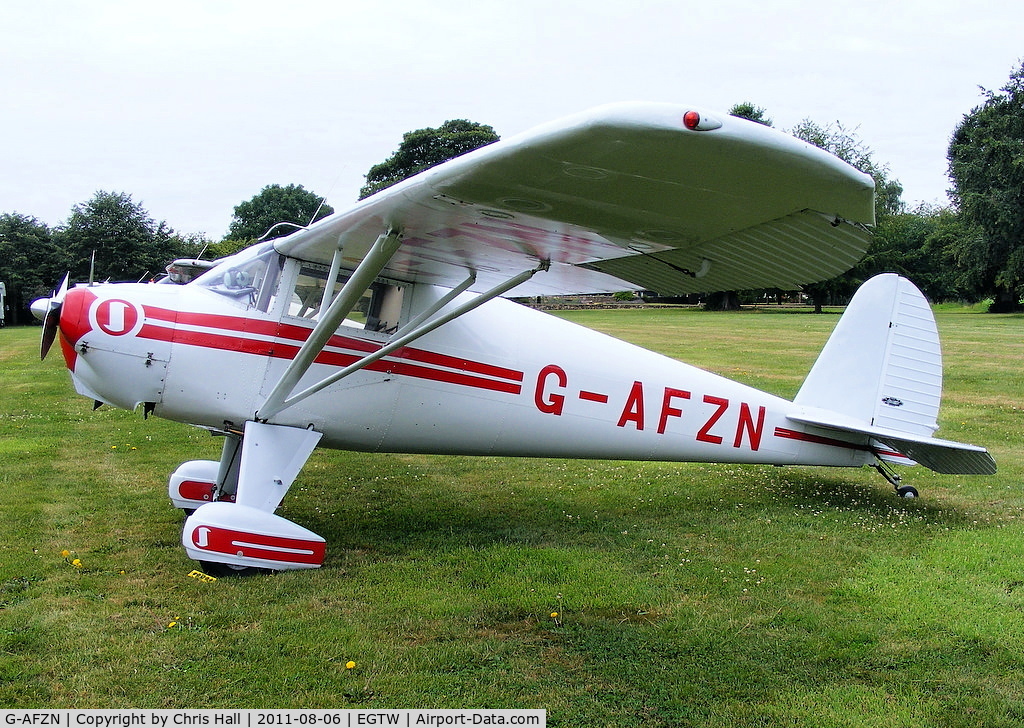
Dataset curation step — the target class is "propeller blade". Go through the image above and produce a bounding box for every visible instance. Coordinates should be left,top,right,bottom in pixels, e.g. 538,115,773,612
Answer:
38,274,70,361
40,306,61,360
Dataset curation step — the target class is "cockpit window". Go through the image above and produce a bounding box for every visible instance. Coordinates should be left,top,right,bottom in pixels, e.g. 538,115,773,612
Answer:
193,244,281,312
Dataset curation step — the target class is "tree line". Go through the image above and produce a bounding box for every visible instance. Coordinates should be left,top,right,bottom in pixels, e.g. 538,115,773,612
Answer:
0,184,332,325
2,60,1021,323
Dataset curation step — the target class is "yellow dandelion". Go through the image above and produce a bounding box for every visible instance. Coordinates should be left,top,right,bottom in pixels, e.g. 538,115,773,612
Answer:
61,550,70,558
71,558,82,568
168,621,178,629
550,612,559,618
345,661,356,670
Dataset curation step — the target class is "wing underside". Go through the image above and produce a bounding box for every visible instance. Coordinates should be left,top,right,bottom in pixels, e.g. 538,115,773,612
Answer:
275,103,876,296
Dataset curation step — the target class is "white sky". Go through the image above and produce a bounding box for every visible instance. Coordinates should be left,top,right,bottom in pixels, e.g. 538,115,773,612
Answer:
1,0,1021,239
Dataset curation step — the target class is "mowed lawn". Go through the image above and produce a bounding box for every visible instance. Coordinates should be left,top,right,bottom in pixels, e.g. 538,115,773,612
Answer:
1,304,1023,725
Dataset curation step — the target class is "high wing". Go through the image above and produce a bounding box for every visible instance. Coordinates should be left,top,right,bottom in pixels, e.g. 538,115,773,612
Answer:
275,102,876,297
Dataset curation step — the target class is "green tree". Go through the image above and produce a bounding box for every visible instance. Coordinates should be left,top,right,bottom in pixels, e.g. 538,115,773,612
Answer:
919,205,988,302
59,191,181,283
0,213,67,324
194,238,253,261
850,204,974,303
948,60,1024,311
728,102,773,127
226,184,334,242
359,120,499,199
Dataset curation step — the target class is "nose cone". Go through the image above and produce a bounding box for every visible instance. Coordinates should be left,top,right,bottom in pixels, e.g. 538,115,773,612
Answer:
30,296,51,321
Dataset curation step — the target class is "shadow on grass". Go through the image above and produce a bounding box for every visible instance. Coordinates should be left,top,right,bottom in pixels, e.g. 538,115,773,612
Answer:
293,457,980,560
278,456,1016,725
753,465,982,525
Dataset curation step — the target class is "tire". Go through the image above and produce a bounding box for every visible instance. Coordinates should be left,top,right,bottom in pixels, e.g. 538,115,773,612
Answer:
199,560,272,578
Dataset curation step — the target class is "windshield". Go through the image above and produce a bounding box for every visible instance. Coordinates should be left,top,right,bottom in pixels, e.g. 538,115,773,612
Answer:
193,244,280,310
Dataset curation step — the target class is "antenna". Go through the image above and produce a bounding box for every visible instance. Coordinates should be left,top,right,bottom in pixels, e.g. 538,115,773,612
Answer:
308,196,328,227
307,171,343,226
257,221,307,241
88,251,96,286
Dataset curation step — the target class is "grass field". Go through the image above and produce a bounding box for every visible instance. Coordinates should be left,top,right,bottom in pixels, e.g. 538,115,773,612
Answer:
2,304,1023,725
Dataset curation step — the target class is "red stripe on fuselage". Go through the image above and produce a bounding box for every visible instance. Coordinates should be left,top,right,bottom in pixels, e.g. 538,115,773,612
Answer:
138,306,523,395
141,323,289,357
774,427,872,451
773,427,904,459
310,348,522,394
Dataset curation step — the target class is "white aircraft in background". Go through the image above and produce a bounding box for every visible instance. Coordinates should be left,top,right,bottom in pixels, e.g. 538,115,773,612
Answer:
33,103,995,576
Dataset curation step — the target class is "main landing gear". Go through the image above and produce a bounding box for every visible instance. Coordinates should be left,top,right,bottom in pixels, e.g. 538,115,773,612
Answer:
168,421,324,576
872,461,919,499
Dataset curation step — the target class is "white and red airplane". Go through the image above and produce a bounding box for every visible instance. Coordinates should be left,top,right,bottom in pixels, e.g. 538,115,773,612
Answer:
33,103,995,576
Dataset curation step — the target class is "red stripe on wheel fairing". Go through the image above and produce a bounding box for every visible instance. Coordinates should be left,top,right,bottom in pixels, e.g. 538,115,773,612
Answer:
189,525,325,565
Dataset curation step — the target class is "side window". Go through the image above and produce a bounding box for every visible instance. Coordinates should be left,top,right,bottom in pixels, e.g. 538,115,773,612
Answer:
367,282,404,334
284,261,404,333
289,263,331,319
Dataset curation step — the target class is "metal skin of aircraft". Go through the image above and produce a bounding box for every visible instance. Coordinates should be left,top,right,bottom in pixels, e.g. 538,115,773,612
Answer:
32,103,995,576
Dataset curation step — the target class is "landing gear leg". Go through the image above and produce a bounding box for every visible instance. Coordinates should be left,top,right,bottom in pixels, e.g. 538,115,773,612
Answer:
873,460,918,499
212,431,242,503
168,431,242,514
183,421,324,575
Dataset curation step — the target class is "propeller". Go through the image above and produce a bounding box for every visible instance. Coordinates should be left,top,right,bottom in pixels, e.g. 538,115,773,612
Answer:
31,274,69,360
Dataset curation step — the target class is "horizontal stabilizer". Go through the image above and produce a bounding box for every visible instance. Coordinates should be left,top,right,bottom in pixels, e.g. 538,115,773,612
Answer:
788,413,996,475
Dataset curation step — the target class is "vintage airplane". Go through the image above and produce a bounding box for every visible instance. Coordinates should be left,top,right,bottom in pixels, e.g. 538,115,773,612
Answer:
32,102,995,576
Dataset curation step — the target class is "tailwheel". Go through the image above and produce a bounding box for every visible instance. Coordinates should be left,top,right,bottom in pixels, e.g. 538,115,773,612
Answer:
896,485,919,499
873,461,919,499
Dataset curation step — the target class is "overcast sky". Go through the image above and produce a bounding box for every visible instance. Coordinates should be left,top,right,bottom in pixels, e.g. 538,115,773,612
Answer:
2,0,1021,240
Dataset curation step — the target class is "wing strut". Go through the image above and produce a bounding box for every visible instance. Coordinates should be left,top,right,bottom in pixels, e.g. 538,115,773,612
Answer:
258,229,403,421
317,245,346,317
258,258,548,421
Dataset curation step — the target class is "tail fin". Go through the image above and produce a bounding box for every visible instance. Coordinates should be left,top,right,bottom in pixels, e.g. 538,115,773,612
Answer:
796,273,942,436
791,274,995,475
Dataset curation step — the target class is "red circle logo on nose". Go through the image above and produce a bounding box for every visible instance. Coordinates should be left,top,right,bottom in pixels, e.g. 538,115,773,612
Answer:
93,299,141,336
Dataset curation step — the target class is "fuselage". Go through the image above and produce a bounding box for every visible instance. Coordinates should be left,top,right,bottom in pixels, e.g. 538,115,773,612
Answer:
54,249,875,470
